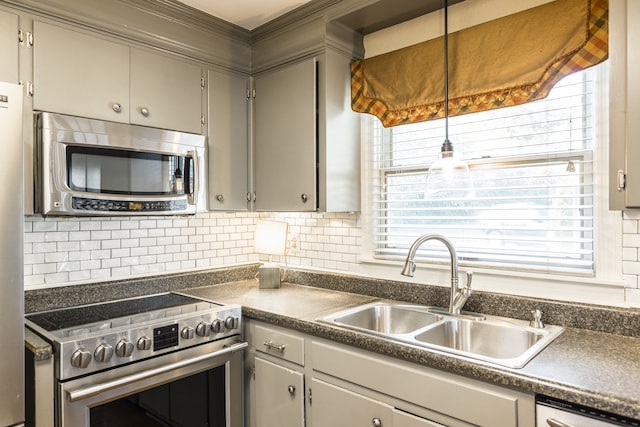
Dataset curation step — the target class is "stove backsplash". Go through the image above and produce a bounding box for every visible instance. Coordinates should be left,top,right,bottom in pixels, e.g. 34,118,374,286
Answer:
23,211,361,290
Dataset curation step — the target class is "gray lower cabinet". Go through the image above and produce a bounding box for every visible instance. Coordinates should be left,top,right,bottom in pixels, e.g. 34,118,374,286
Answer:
255,357,305,427
246,320,535,427
0,8,19,84
207,69,250,210
245,320,307,427
312,379,447,427
32,20,202,133
312,341,535,427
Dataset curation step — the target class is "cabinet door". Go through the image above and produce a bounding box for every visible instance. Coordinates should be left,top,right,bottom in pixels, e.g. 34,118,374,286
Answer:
32,21,129,122
255,357,304,427
0,9,18,84
208,69,249,210
130,48,202,134
625,0,640,206
254,58,317,211
311,378,393,427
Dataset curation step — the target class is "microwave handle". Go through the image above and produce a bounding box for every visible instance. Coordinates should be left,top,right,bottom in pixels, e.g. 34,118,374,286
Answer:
187,150,198,205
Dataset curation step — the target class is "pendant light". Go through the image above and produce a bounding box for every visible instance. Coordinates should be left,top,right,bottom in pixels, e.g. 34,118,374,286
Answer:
425,0,474,199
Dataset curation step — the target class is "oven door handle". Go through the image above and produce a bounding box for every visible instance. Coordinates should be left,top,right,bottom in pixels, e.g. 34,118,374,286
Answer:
66,340,248,402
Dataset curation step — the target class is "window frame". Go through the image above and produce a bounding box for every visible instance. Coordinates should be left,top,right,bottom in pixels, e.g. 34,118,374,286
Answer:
358,62,623,299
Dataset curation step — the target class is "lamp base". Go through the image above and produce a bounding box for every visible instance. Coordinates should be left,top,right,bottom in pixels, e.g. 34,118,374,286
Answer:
258,264,281,289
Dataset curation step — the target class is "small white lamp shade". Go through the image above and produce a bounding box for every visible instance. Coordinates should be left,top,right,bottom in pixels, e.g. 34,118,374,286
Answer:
254,219,289,259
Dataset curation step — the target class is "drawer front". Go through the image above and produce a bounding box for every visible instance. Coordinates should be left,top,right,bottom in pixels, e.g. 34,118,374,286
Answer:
254,324,305,366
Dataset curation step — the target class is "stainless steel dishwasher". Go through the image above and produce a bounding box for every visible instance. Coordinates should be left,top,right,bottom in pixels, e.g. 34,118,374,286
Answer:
536,395,640,427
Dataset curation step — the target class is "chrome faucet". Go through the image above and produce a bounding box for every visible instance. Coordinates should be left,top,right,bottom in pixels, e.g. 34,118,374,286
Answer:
401,234,473,315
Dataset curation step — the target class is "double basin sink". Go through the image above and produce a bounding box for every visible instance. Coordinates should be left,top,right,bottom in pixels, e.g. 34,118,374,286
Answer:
318,302,563,368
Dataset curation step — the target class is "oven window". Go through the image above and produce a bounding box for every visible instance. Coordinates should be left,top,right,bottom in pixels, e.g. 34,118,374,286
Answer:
66,146,193,196
89,365,226,427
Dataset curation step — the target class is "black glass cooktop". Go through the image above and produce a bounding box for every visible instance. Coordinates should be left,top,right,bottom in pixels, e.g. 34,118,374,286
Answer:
26,293,204,332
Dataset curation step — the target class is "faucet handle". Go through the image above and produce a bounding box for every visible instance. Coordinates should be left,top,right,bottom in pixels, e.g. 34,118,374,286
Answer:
464,271,473,290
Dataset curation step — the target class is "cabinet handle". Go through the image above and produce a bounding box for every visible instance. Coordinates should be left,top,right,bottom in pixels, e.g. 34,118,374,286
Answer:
372,418,382,427
547,419,576,427
301,194,308,203
112,103,122,113
140,106,150,117
216,194,224,202
263,340,286,352
287,385,296,395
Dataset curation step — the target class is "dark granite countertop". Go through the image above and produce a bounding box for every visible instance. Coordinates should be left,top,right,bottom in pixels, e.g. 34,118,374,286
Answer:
181,280,640,420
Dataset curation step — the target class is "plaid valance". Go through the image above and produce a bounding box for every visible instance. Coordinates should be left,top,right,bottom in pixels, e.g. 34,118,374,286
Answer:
351,0,608,127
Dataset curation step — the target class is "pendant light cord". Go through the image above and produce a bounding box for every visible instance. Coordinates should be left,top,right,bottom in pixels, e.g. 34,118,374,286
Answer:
444,0,450,144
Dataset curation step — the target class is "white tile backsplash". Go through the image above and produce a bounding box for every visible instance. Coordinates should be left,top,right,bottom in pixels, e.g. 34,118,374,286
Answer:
23,210,640,301
23,212,363,290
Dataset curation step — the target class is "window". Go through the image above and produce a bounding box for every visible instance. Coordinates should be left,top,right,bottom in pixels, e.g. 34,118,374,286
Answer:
369,66,605,275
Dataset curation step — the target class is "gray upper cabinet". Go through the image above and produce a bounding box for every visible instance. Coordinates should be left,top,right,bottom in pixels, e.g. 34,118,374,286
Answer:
33,20,130,123
610,0,640,209
254,57,317,212
130,48,202,134
208,69,250,211
251,19,362,213
32,20,202,133
0,9,19,84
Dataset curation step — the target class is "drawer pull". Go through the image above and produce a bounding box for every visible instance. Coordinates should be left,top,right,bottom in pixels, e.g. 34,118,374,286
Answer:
372,418,382,427
547,419,575,427
263,340,286,352
288,385,296,395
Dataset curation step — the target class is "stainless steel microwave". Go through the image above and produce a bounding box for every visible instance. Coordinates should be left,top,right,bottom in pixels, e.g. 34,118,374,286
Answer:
35,112,206,216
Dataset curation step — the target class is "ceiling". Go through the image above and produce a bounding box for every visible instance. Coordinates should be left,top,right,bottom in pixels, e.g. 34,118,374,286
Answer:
177,0,315,30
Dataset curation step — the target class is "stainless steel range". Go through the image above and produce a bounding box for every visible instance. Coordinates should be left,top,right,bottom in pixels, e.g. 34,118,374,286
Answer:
26,292,246,427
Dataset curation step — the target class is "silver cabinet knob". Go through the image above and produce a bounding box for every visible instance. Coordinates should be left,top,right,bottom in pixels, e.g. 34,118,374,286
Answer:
140,106,150,117
112,103,122,113
372,418,382,427
94,343,114,363
196,321,211,337
216,194,224,202
301,193,308,202
70,348,92,368
181,326,195,339
137,336,152,351
115,339,134,358
288,385,296,395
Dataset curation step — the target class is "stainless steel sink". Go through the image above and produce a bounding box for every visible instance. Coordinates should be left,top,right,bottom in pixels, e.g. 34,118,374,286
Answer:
328,302,443,335
318,302,563,368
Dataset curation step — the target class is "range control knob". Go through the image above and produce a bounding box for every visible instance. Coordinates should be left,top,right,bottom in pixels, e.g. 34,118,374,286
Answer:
225,315,239,330
115,339,134,358
195,322,211,337
211,319,223,334
70,348,92,368
181,326,195,339
137,336,152,351
94,343,114,363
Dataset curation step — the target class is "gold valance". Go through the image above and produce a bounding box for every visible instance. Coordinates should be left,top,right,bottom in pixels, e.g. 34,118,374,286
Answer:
351,0,609,127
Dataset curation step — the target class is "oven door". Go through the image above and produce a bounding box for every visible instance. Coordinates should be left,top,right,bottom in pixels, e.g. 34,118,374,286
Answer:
59,339,246,427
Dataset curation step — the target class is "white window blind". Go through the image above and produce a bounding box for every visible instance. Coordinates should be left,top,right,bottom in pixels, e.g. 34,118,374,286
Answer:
370,67,600,275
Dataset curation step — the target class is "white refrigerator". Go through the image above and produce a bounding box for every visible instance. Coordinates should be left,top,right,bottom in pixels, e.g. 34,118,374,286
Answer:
0,81,24,426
